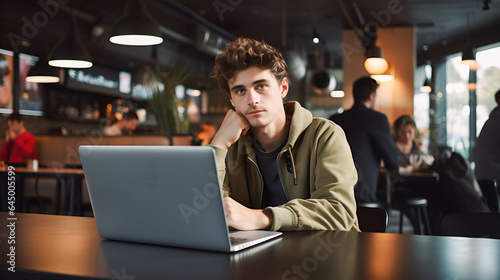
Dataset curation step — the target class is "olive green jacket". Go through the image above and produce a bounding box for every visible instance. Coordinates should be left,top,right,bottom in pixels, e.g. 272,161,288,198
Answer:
211,102,359,231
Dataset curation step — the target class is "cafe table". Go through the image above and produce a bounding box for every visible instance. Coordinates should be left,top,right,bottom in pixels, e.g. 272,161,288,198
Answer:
0,167,85,216
1,212,500,279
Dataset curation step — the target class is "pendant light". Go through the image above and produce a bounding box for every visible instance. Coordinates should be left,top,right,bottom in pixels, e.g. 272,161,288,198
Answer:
312,28,320,44
420,79,432,93
420,62,432,92
26,46,61,83
461,45,479,71
109,0,163,46
461,12,478,71
370,64,393,82
26,59,60,83
48,14,92,68
364,45,389,75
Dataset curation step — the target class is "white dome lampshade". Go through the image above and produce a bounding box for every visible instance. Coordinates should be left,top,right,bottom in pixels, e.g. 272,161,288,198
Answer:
364,46,389,75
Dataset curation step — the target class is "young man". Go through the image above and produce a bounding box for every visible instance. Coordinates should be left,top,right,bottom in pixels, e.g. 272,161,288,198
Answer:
329,77,399,203
103,111,139,136
0,113,37,165
209,37,359,231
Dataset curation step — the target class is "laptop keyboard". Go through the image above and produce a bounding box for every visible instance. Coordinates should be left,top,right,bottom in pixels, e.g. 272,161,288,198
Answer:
230,236,249,245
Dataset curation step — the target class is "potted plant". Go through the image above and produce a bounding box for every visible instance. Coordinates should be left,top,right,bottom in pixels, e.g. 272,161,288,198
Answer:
148,65,192,140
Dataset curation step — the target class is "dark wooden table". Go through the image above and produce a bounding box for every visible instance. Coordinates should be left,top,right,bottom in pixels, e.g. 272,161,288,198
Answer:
1,213,500,279
0,167,85,216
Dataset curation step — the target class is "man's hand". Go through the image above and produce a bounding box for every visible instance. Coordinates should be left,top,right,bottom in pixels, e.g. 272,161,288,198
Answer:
224,197,273,230
210,109,250,149
5,129,15,142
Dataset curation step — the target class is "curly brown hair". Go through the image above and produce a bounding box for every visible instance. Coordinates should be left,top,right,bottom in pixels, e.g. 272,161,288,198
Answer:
210,37,288,95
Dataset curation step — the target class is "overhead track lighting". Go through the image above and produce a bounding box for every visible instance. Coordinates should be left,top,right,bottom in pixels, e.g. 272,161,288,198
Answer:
48,15,92,68
110,0,163,46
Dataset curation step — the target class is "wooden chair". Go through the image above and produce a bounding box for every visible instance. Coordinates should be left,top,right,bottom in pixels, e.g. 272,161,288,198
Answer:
440,212,500,239
477,179,499,212
356,206,388,233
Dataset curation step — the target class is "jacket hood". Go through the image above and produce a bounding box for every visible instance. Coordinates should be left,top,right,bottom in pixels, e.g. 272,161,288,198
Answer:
284,101,313,148
239,101,313,154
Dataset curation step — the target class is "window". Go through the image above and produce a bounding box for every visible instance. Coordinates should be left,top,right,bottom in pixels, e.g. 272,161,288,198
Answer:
446,55,470,158
414,65,430,153
476,45,500,135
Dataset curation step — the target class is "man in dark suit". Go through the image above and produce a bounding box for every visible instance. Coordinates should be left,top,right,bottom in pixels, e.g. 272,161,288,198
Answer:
330,76,399,203
475,89,500,186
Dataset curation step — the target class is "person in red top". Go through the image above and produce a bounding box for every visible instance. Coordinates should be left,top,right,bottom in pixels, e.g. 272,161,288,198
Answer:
0,113,37,165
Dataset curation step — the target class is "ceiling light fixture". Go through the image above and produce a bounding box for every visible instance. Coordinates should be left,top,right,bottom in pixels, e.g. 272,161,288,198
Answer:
461,45,479,71
110,0,163,46
364,45,389,74
330,90,345,98
370,65,393,82
48,15,92,68
420,79,432,93
26,59,60,83
461,12,478,71
312,28,320,44
483,0,491,10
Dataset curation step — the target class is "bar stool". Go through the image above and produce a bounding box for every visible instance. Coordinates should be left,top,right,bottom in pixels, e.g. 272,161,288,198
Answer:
399,197,432,235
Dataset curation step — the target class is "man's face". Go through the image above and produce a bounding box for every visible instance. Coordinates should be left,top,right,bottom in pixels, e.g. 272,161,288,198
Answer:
7,120,23,134
125,119,139,132
227,66,288,129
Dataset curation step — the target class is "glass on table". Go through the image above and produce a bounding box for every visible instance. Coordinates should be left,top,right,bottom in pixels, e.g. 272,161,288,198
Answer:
409,153,423,169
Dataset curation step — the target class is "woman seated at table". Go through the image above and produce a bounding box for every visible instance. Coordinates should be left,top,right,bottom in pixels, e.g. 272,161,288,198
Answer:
393,115,427,172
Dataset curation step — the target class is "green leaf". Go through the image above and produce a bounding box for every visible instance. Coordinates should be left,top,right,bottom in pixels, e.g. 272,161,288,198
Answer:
148,64,193,137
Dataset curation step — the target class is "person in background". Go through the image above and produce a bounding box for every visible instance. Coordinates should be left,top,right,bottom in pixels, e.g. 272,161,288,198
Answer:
329,76,399,203
393,115,423,168
103,111,139,136
475,89,500,185
0,113,37,165
209,37,359,231
194,122,216,146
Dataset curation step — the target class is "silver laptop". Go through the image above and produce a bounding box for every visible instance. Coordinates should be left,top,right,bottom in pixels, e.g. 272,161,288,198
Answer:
79,145,282,252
